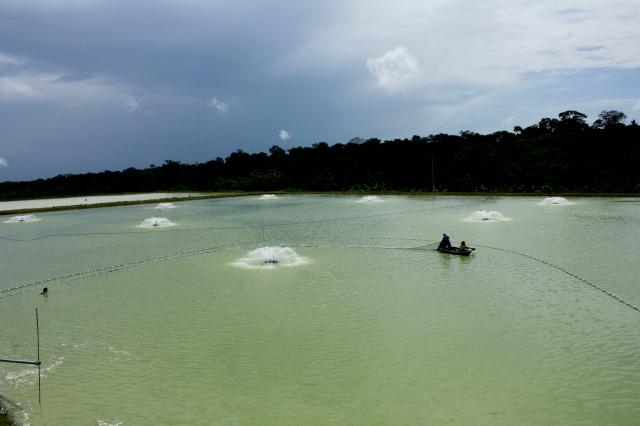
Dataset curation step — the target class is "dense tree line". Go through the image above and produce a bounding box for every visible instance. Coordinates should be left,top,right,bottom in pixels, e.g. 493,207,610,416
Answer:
1,110,639,200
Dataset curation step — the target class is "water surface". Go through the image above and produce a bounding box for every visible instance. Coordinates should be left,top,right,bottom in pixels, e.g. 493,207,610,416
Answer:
1,195,639,425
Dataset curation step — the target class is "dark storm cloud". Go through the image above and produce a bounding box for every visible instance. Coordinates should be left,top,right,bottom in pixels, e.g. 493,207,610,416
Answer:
1,0,639,181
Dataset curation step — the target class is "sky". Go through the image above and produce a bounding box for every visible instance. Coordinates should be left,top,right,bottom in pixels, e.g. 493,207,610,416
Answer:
1,0,640,181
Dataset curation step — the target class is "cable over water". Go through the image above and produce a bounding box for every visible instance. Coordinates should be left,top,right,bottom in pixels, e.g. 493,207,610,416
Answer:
473,243,640,313
0,224,251,242
0,242,248,301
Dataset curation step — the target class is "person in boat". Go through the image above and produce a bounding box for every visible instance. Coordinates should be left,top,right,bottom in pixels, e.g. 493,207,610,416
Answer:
438,234,452,250
459,241,469,251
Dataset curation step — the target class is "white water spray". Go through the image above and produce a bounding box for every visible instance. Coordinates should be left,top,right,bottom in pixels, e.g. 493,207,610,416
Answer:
464,210,511,222
137,217,175,228
539,197,572,205
155,202,177,209
357,196,383,203
259,194,279,200
231,246,311,269
4,214,41,223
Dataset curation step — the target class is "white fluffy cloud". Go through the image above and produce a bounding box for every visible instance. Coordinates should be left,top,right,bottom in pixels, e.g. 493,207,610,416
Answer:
358,1,640,88
633,100,640,111
206,97,229,113
278,129,291,140
0,157,8,167
366,47,420,90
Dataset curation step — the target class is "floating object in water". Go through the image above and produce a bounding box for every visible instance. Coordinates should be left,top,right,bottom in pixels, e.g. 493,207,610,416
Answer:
138,217,175,228
358,196,383,203
5,214,41,223
464,210,511,222
539,197,572,205
231,246,310,269
259,194,278,200
437,246,474,256
155,202,177,209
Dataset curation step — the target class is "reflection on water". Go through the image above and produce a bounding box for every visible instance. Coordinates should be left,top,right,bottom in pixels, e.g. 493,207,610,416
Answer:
1,195,639,425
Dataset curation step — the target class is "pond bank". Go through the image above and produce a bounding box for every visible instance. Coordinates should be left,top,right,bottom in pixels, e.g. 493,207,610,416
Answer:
0,192,254,215
1,191,637,216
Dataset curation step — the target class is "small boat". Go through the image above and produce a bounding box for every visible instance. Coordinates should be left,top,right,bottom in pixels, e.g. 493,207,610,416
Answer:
437,247,473,256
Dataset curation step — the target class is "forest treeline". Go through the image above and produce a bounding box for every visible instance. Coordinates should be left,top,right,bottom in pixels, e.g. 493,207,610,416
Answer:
1,110,639,200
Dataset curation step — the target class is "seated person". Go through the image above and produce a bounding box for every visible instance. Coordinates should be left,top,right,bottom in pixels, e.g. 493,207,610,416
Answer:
438,234,452,249
459,241,469,251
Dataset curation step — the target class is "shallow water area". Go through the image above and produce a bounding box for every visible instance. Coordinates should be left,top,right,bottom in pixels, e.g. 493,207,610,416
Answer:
1,195,640,425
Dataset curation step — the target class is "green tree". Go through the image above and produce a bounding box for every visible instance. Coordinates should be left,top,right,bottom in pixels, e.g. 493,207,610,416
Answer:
592,110,626,129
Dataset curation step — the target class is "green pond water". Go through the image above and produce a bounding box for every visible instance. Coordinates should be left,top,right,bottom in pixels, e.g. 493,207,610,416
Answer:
1,195,639,425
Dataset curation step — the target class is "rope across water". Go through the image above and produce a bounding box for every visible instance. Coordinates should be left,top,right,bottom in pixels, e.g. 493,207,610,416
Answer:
2,198,638,313
473,243,640,313
0,244,228,300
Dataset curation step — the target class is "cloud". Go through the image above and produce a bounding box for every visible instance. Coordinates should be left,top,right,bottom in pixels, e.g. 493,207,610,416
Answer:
0,72,146,108
0,52,26,67
0,77,41,99
366,47,421,90
278,129,291,140
0,157,8,167
634,100,640,111
206,97,229,113
121,94,139,112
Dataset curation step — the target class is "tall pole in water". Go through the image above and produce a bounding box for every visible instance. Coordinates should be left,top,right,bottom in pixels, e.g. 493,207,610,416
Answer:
0,309,42,404
36,308,41,406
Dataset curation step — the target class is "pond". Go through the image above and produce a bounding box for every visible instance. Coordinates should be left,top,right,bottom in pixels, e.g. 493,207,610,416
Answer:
1,195,639,425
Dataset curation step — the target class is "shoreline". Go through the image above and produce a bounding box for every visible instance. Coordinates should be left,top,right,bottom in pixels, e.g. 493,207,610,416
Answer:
1,191,638,216
0,192,254,215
